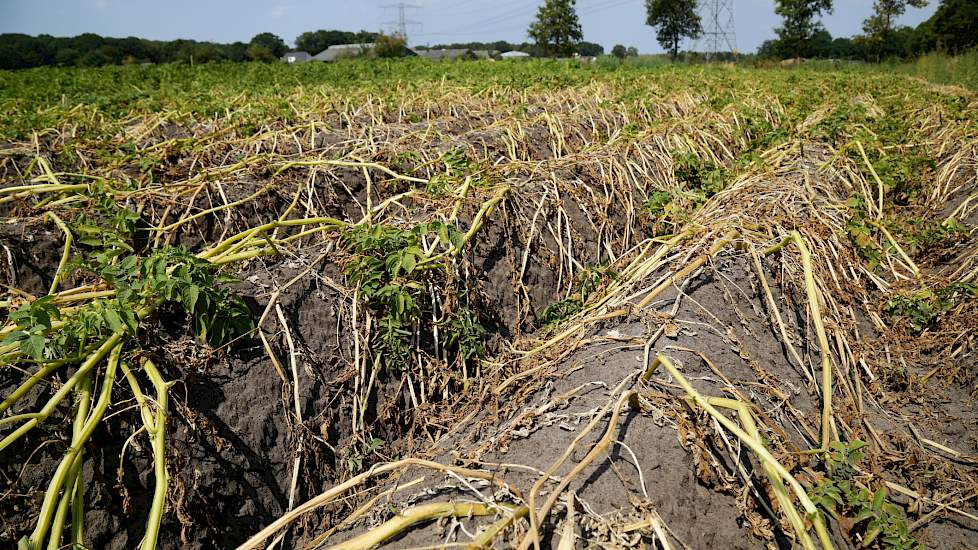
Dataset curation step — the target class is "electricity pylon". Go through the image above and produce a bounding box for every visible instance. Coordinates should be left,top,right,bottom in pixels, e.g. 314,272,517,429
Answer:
700,0,737,60
382,3,421,41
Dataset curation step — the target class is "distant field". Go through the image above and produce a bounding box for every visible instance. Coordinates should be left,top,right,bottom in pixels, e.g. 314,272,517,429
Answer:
1,57,975,140
895,49,978,90
2,59,976,550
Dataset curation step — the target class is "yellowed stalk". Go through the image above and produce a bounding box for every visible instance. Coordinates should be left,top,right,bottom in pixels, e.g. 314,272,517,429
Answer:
764,231,834,451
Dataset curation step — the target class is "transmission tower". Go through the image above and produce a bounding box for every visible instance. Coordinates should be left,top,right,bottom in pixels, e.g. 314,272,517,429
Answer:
382,3,421,42
699,0,737,60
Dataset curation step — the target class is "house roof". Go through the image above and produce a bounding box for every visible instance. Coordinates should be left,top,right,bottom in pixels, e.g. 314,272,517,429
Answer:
281,51,311,62
500,50,530,58
311,43,373,62
418,48,474,60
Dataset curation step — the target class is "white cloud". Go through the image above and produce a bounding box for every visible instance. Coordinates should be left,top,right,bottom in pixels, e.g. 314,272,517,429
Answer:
270,5,293,18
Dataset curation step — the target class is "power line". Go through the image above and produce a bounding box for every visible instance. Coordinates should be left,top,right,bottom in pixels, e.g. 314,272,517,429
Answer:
458,3,538,30
423,2,539,37
412,0,649,46
576,0,640,17
437,0,528,19
436,0,480,14
420,0,640,40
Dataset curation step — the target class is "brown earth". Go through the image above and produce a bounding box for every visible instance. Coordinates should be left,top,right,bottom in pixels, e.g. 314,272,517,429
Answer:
2,89,977,550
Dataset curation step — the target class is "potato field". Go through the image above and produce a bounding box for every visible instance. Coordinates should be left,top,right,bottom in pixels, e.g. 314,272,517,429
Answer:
1,60,977,549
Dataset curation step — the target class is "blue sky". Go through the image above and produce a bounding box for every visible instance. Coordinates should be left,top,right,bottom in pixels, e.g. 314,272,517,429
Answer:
0,0,937,54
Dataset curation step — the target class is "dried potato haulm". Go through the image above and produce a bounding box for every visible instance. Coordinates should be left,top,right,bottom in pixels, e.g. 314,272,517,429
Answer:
1,60,976,549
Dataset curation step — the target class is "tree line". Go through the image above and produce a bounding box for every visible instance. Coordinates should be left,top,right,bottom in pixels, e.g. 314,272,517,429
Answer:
0,30,386,70
1,0,975,70
527,0,976,61
414,40,605,57
757,0,976,59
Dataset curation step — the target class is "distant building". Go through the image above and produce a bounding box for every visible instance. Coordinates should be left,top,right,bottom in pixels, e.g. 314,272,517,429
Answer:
311,43,374,62
281,51,311,64
418,48,476,61
500,50,530,59
472,50,497,60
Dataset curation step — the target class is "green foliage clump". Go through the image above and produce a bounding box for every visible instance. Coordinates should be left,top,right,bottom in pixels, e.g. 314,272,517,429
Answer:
70,191,142,260
342,221,485,370
371,34,410,59
845,197,884,270
344,224,430,368
4,296,61,360
639,153,730,235
641,152,729,235
847,219,882,269
843,195,941,272
810,440,922,550
873,151,936,205
642,188,684,236
4,247,252,360
672,151,727,196
4,296,138,363
737,107,789,151
892,216,969,258
831,106,936,205
643,189,674,218
811,102,866,143
883,282,977,332
443,306,487,362
110,248,253,345
425,148,483,198
540,265,614,328
343,437,385,473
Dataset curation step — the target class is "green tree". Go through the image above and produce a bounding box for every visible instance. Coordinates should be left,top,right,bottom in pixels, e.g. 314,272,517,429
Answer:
612,44,628,59
190,43,221,63
757,39,783,58
0,34,41,69
644,0,703,59
54,47,80,66
528,0,583,58
78,49,111,67
226,42,249,62
863,0,928,59
249,32,287,58
917,0,978,54
774,0,834,58
246,45,277,62
809,28,835,57
830,36,866,59
371,34,408,58
295,29,379,54
577,41,605,56
295,30,331,53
